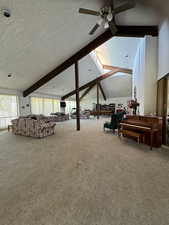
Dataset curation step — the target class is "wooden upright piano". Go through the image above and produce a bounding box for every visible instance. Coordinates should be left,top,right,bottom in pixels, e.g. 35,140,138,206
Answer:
119,115,163,149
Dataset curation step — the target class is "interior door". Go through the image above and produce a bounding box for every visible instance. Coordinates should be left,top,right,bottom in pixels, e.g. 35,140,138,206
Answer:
166,77,169,146
157,76,168,145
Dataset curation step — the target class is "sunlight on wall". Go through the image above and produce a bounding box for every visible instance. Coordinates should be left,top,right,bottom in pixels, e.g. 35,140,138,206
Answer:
94,49,109,66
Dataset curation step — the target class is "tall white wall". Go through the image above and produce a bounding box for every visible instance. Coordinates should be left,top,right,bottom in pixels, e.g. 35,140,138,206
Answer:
144,37,158,115
132,36,158,115
158,19,169,80
132,39,146,114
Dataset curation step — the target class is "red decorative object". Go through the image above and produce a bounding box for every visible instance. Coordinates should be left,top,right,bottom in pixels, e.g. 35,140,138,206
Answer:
128,99,140,115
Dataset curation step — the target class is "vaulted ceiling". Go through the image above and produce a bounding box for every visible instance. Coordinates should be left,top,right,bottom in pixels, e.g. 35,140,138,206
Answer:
38,37,140,99
0,0,160,98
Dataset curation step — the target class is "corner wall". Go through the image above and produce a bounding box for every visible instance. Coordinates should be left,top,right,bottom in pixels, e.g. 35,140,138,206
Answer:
0,87,31,116
158,19,169,80
132,36,158,115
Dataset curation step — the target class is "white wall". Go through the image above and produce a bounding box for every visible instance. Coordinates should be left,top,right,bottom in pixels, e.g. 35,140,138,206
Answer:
80,97,131,111
0,87,20,96
132,36,158,115
103,97,130,109
0,87,31,116
158,19,169,80
132,38,146,114
144,37,158,115
19,96,31,116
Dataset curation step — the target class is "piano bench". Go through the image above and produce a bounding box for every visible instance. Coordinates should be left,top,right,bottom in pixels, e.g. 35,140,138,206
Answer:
121,129,142,144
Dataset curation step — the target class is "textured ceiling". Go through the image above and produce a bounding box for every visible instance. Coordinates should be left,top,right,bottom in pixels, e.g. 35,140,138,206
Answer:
0,0,160,97
96,37,140,69
0,0,103,90
39,36,139,99
101,73,132,98
94,37,140,98
38,54,101,97
77,73,132,100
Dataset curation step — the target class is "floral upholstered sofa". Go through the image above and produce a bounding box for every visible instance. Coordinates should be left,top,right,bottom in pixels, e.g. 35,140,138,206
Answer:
11,115,56,138
49,112,69,122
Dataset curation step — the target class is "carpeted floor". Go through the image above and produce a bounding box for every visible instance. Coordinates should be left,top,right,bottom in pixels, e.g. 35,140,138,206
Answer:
0,119,169,225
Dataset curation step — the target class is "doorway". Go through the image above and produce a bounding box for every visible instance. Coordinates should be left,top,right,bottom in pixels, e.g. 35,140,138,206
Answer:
157,74,169,145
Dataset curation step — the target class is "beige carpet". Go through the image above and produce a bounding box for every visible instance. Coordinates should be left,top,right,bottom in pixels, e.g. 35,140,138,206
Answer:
0,119,169,225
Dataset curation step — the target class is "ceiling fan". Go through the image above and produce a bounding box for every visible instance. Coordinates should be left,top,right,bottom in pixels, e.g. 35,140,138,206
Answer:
78,0,136,35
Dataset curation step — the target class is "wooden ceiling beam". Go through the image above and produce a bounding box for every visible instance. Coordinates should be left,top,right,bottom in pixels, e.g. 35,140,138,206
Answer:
103,65,132,74
80,83,96,102
23,30,112,97
75,61,80,131
23,26,158,97
61,69,119,100
115,25,158,37
98,82,107,101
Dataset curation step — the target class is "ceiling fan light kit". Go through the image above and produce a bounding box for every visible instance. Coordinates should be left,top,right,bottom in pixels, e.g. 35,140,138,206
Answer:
104,21,109,29
78,0,136,35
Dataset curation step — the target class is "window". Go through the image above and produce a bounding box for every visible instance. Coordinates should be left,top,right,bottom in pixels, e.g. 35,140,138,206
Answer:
43,98,53,116
65,101,76,114
31,97,60,115
0,94,18,129
31,97,43,115
31,97,76,115
53,100,60,112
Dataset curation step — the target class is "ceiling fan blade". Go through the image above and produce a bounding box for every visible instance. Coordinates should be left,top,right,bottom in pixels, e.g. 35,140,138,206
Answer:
89,24,100,35
108,20,118,35
79,8,100,16
113,0,136,14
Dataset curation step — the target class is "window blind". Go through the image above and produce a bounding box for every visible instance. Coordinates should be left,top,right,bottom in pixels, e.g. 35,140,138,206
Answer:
31,97,75,115
0,94,18,129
